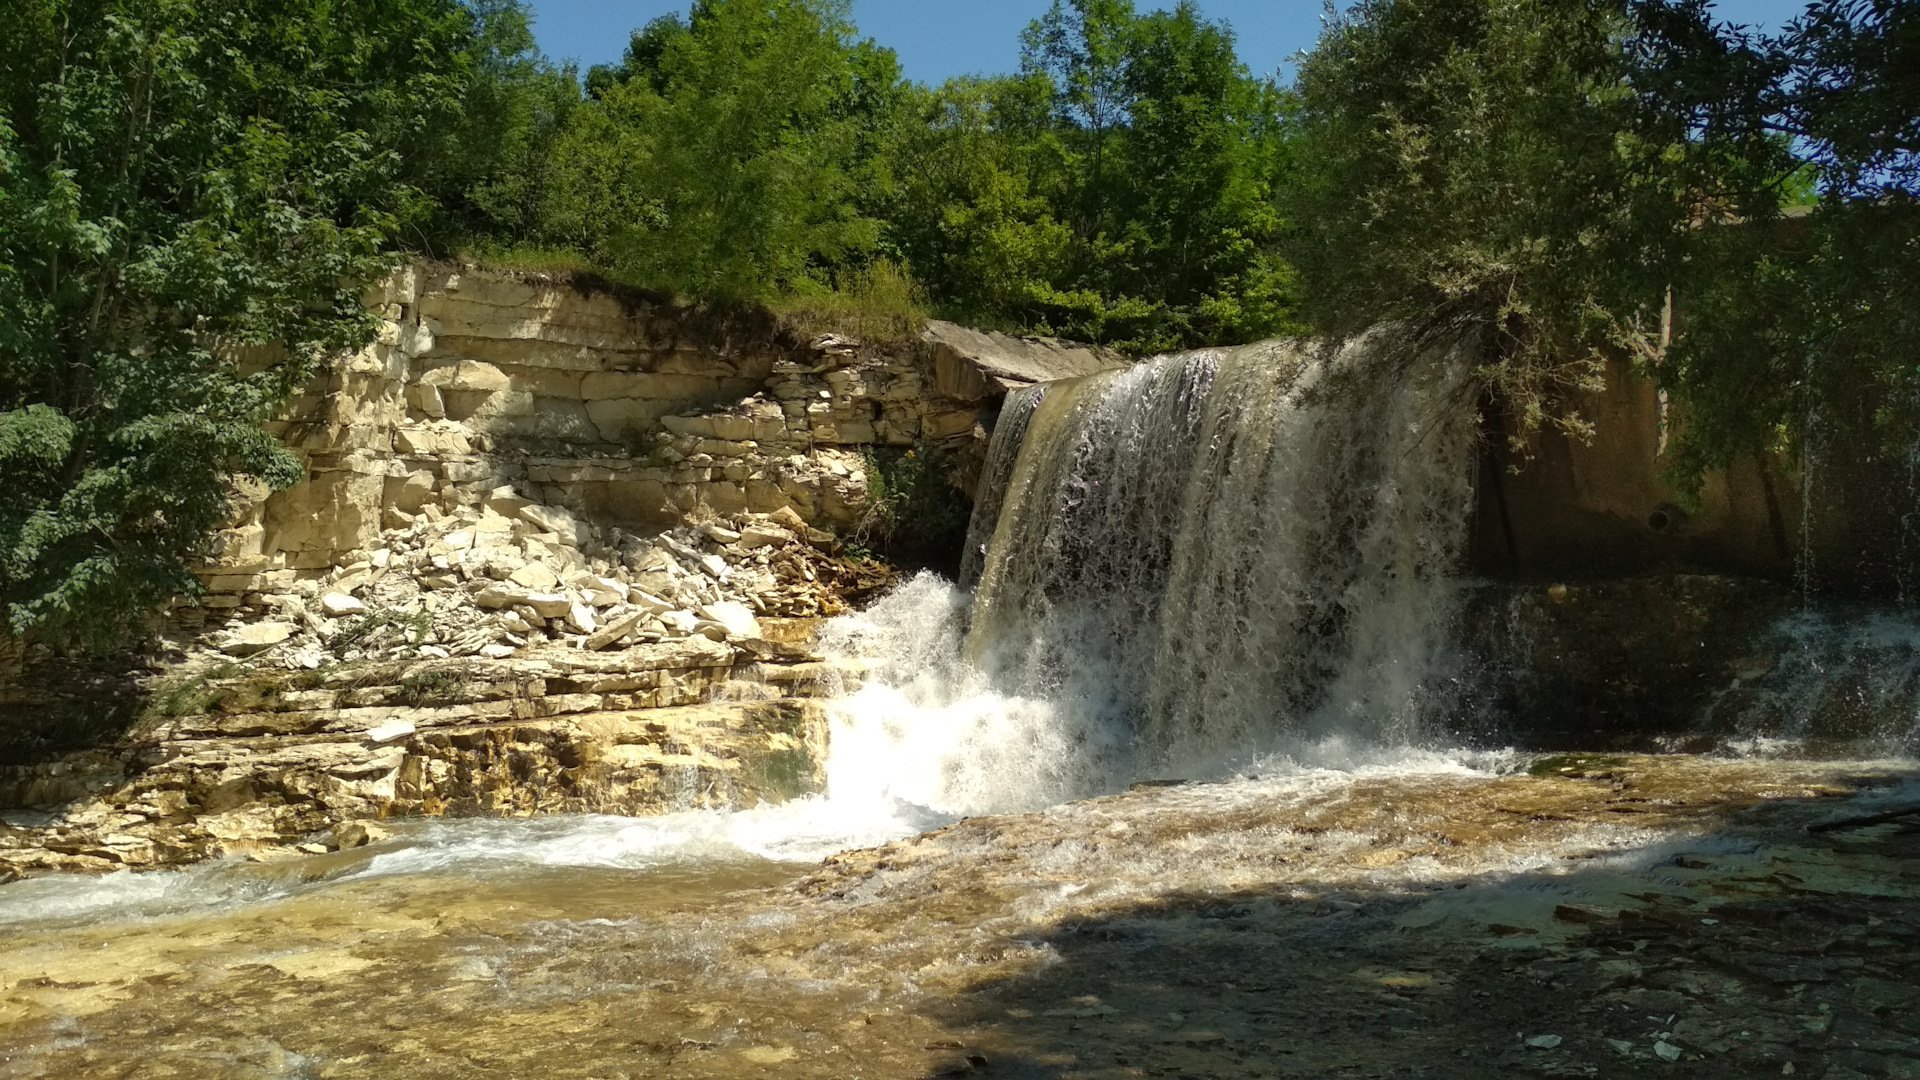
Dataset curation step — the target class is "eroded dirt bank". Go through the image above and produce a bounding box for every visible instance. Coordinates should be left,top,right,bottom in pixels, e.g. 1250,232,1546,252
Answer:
1,754,1915,1079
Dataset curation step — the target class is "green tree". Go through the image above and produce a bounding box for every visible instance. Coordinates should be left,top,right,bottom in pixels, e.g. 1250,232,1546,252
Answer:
0,0,478,646
1103,2,1296,345
543,0,900,299
425,0,584,244
887,1,1296,350
875,75,1073,328
584,14,688,100
1281,0,1783,445
1636,0,1918,486
1782,0,1917,202
1282,0,1920,492
1022,0,1135,242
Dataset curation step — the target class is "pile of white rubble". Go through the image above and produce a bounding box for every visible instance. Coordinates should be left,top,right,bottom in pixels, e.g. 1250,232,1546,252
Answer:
204,488,849,670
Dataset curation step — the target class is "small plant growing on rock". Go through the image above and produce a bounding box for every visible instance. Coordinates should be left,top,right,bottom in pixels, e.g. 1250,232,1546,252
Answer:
329,608,435,659
143,662,243,720
396,666,470,707
855,446,973,569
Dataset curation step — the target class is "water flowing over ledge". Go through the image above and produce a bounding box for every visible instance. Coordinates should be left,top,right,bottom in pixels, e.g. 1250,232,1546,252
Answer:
5,324,1920,1078
830,326,1485,813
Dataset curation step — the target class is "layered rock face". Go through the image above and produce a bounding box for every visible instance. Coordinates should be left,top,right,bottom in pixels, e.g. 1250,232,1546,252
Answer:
0,265,1119,875
208,266,934,601
0,643,831,874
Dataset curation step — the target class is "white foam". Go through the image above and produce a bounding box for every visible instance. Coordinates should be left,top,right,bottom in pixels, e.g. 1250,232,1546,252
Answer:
0,795,955,931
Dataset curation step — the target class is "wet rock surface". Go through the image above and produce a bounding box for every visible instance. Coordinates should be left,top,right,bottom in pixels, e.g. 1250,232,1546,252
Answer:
0,755,1914,1079
1460,578,1920,759
1460,576,1799,750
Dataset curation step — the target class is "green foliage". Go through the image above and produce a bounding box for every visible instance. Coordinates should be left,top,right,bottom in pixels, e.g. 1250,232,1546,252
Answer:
1643,0,1920,487
396,665,469,706
0,0,482,648
1284,0,1918,490
855,446,973,564
881,1,1298,351
1779,0,1918,203
421,0,584,244
1282,0,1737,445
541,0,896,299
585,14,690,100
522,0,1298,351
143,661,241,720
769,257,927,345
329,607,434,658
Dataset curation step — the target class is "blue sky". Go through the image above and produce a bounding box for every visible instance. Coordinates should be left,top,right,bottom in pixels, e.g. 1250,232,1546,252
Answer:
527,1,1812,86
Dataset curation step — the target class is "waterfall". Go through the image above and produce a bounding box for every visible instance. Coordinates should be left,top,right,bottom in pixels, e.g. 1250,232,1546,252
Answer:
1707,610,1920,756
956,383,1047,589
824,325,1484,813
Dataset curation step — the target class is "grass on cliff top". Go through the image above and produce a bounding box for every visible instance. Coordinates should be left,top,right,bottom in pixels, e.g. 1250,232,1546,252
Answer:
767,258,928,346
462,245,928,348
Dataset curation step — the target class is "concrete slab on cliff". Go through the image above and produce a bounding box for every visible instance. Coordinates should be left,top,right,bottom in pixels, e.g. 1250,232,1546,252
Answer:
923,320,1126,404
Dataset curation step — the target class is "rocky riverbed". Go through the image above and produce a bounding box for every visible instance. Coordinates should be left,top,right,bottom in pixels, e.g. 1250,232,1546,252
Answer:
1,753,1915,1079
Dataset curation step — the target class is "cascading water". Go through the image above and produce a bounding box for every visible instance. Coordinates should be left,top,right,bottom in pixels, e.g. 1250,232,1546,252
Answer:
823,325,1484,813
15,319,1920,1080
956,383,1047,590
1706,609,1920,755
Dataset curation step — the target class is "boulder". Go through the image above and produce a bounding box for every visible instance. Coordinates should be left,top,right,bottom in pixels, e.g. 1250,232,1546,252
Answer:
320,592,367,617
484,485,534,519
922,320,1124,405
737,523,794,550
392,424,471,457
585,610,650,651
417,359,511,394
475,585,572,619
697,601,762,641
627,590,675,615
509,563,561,591
332,821,392,850
219,621,297,656
565,601,598,635
387,470,437,513
518,503,586,545
578,576,628,607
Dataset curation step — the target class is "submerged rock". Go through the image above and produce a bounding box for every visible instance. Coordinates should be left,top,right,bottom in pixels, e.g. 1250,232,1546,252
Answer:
330,820,391,849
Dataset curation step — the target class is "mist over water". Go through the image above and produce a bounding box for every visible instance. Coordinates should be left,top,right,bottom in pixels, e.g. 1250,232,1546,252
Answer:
1709,609,1920,756
828,326,1486,812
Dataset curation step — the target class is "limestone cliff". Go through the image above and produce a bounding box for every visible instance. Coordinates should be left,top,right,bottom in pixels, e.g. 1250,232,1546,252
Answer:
0,263,1117,876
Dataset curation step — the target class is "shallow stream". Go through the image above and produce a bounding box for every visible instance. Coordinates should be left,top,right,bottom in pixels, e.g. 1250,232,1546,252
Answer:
7,332,1920,1077
3,752,1917,1078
